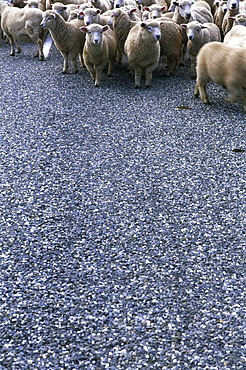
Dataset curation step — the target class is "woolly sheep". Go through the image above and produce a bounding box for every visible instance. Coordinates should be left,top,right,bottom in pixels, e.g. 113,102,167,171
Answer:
181,21,221,77
124,20,162,87
41,9,85,72
190,0,214,23
159,19,182,75
223,24,246,46
194,41,246,112
113,0,136,8
80,23,117,86
143,4,167,19
51,2,77,19
80,7,109,25
1,4,45,59
229,13,246,26
90,0,111,12
24,0,44,10
108,7,137,62
214,0,227,36
221,0,240,36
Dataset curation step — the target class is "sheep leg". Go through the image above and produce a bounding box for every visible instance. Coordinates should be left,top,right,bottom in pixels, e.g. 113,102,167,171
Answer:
194,79,210,104
85,61,96,82
70,53,79,73
166,54,179,76
95,64,104,87
79,52,85,68
145,65,155,88
7,35,16,56
37,39,44,61
134,68,142,88
189,55,196,79
225,86,240,104
107,59,115,77
60,52,69,73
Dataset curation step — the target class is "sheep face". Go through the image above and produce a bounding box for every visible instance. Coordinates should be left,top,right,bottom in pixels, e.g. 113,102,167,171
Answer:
173,0,192,19
140,22,161,41
181,22,207,40
41,11,56,28
80,24,109,44
80,8,101,26
143,5,166,19
227,0,239,10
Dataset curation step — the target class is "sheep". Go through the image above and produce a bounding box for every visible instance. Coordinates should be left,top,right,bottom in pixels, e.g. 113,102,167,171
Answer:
190,0,214,22
221,0,240,36
90,0,111,12
113,0,137,8
194,41,246,112
107,7,137,62
143,4,167,18
181,21,221,77
80,7,109,25
228,12,246,26
80,23,117,86
124,20,162,87
214,0,227,37
41,9,85,72
1,4,45,59
24,0,44,10
46,0,88,10
223,24,246,46
159,19,182,75
51,2,78,19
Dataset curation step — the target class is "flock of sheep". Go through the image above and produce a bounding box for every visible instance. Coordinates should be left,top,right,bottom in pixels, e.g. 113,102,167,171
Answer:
1,0,246,111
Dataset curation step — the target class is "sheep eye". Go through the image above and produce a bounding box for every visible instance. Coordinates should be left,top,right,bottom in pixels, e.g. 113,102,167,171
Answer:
147,26,152,31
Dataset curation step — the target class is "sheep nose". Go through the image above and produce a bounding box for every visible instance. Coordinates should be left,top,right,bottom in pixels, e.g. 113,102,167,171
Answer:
186,13,191,19
189,35,193,40
153,15,157,18
156,34,160,40
116,4,120,7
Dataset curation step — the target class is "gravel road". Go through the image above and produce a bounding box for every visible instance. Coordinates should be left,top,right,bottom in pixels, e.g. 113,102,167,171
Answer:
0,40,245,369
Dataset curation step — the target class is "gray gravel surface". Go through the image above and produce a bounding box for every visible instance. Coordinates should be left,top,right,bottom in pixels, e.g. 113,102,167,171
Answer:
0,41,245,370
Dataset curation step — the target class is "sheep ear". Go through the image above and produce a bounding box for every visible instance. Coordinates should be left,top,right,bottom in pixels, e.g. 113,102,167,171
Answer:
161,6,166,11
228,16,235,20
80,26,88,33
130,8,137,12
144,6,150,10
140,22,147,28
96,9,101,13
173,1,179,6
201,25,207,29
180,23,187,29
102,25,109,32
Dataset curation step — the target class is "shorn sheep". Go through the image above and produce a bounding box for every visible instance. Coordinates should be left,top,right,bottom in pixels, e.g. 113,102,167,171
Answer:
181,21,221,77
194,41,246,112
41,9,85,72
124,20,162,88
0,2,45,59
80,23,117,86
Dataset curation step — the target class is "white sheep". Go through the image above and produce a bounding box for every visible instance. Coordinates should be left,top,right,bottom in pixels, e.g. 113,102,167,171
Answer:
214,0,227,36
221,0,240,36
181,21,221,77
159,19,183,75
24,0,44,10
190,0,214,23
223,24,246,46
51,2,77,19
113,0,137,8
194,41,246,112
228,12,246,26
107,7,137,63
80,7,109,25
124,20,162,87
0,3,45,59
80,23,117,86
143,4,167,19
41,9,85,72
90,0,111,12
